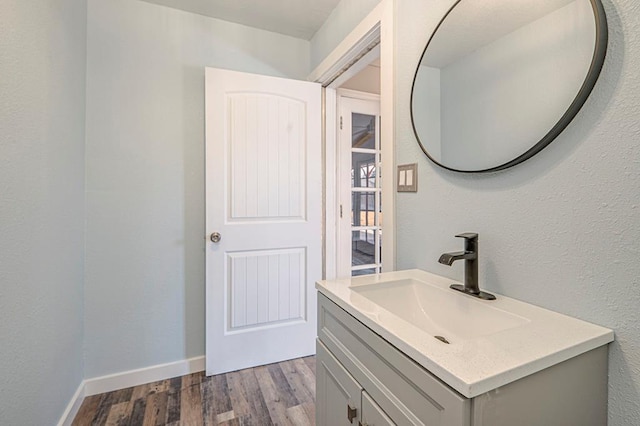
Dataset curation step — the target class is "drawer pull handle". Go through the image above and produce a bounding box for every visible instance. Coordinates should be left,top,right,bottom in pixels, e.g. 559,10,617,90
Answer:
347,404,357,423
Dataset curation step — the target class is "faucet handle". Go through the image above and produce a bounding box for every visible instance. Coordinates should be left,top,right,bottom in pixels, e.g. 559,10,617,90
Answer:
455,233,478,241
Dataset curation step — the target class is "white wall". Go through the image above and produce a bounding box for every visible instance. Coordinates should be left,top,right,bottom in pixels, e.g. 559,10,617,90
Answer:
0,0,86,423
310,0,381,69
395,0,640,424
84,0,311,378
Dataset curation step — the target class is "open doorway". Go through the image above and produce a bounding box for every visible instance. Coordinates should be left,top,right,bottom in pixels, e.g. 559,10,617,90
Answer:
337,60,382,277
309,0,394,281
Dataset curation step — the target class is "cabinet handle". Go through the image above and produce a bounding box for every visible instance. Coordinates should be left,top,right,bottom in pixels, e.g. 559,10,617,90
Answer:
347,404,357,423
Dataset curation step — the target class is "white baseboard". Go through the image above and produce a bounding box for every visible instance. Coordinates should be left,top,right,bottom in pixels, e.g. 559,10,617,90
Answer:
57,381,86,426
84,356,205,396
57,356,205,425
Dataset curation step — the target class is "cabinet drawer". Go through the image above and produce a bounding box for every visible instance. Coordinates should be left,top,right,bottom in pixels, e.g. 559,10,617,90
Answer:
318,293,470,426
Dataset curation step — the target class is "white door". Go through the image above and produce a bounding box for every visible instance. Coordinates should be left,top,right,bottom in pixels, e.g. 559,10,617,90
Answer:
205,68,321,375
338,92,382,278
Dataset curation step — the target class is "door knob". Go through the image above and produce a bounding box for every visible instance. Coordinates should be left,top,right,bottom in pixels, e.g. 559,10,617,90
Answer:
210,232,222,243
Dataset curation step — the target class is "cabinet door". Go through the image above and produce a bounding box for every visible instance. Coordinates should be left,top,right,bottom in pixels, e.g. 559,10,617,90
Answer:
317,340,363,425
362,391,395,426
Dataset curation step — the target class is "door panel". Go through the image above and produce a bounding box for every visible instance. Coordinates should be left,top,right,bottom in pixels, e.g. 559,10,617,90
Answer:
228,94,306,221
205,67,321,375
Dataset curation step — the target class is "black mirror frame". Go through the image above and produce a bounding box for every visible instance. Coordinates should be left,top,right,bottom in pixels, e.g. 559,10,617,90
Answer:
410,0,609,173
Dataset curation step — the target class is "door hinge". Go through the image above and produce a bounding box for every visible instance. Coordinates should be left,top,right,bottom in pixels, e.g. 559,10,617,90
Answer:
340,204,343,218
340,116,343,130
347,404,357,423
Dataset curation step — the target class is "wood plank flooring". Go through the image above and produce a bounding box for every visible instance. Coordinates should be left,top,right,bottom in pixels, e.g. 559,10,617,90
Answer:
72,356,316,426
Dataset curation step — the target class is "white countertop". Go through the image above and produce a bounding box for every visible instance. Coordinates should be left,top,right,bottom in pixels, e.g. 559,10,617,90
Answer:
316,269,614,398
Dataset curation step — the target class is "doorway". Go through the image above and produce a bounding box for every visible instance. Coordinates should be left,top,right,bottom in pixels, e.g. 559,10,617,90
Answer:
337,87,382,277
309,0,395,280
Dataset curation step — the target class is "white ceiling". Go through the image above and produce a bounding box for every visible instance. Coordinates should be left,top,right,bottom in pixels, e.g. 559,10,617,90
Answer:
140,0,342,40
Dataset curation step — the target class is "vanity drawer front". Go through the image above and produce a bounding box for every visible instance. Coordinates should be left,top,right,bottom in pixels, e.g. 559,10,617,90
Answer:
318,294,470,426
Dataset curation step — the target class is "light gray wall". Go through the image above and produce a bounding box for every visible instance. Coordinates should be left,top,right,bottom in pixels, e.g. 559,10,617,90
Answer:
412,66,441,160
0,0,87,424
84,0,311,378
310,0,381,69
395,0,640,424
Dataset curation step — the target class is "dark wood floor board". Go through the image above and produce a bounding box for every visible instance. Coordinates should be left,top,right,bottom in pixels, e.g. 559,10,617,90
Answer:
72,394,102,426
180,383,204,426
72,356,316,426
182,371,205,389
266,363,300,408
143,391,168,426
238,368,272,425
201,372,232,421
129,398,147,426
168,377,181,394
291,359,316,400
199,380,217,425
302,356,316,374
226,370,253,420
111,387,135,405
129,378,170,404
254,365,292,425
92,391,117,425
103,401,129,426
278,360,314,404
165,389,181,423
302,401,315,424
217,418,240,426
286,404,312,426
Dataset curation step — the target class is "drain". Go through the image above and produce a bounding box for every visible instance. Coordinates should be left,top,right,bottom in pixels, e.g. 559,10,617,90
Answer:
434,335,450,344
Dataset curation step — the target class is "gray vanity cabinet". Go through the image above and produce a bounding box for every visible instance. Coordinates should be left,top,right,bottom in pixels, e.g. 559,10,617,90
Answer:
316,293,609,426
317,293,471,426
317,341,398,426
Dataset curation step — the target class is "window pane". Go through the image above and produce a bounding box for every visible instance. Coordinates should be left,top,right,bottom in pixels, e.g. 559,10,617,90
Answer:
351,192,378,227
352,230,377,267
352,267,379,277
352,152,377,188
352,113,376,149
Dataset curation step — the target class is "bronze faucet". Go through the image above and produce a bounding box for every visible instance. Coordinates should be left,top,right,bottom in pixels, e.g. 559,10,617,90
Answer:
439,233,496,300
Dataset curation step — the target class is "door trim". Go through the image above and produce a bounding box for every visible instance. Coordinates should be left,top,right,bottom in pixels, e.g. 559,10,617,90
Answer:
309,0,395,279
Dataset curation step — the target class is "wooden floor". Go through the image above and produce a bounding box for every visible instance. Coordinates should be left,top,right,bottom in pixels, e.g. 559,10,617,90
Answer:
72,356,316,426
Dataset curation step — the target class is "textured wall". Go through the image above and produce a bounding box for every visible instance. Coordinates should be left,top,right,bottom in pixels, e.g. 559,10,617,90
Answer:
84,0,310,378
0,0,86,424
395,0,640,424
310,0,381,69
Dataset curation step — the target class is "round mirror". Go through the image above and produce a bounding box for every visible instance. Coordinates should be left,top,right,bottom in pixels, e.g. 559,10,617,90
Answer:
410,0,608,173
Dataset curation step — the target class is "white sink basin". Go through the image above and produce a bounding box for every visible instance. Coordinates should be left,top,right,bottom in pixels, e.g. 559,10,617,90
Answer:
316,269,614,397
351,278,529,342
